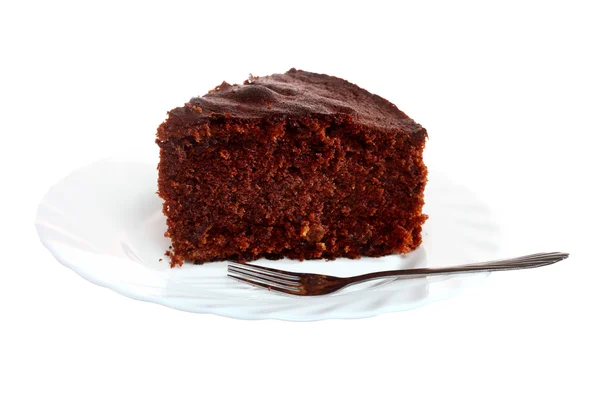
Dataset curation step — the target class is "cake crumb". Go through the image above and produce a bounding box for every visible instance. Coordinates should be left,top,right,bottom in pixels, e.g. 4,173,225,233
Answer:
189,104,203,113
164,250,183,268
300,224,309,237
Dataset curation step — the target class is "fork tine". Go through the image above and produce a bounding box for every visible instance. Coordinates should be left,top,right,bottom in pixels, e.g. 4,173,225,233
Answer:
228,261,302,281
227,271,301,294
228,265,302,286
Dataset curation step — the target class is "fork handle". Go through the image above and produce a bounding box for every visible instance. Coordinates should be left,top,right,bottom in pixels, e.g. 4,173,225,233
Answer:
348,252,569,283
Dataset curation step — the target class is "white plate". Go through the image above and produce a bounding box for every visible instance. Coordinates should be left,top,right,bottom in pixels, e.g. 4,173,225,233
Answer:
36,157,500,321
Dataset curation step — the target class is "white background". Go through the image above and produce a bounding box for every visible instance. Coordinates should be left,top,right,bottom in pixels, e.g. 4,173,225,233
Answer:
1,1,599,399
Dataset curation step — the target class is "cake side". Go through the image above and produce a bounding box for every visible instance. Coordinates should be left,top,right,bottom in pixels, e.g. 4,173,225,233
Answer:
157,113,427,266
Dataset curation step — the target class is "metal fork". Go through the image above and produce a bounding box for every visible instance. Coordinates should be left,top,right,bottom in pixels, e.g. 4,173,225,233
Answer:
227,252,569,296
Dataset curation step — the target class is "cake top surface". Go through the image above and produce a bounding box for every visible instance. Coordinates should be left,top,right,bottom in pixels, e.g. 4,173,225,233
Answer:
168,69,418,131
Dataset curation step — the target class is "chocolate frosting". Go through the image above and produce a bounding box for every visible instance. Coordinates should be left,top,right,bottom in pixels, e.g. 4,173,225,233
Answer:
168,69,418,131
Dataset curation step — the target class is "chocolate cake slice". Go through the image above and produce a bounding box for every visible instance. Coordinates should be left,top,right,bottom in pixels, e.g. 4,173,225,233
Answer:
156,68,427,267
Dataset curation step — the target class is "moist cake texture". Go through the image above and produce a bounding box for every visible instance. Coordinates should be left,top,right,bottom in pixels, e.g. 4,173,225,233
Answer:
157,68,428,267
